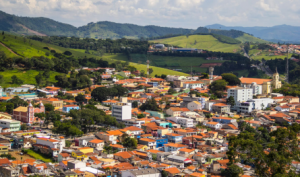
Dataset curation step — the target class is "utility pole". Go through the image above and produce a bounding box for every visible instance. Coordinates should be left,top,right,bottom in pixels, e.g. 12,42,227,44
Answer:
147,60,150,78
286,44,290,83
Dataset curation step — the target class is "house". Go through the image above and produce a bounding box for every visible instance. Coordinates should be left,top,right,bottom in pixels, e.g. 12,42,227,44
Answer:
67,160,86,171
36,138,65,153
203,122,222,129
87,139,104,151
40,98,64,110
114,151,132,162
121,168,161,177
65,90,85,97
165,133,184,144
155,138,168,148
163,167,181,177
166,117,194,128
183,81,204,89
275,105,290,112
0,144,8,155
72,151,86,160
164,143,187,152
187,101,202,111
178,148,196,157
211,103,230,113
123,126,144,136
101,74,112,79
62,105,80,113
212,117,236,124
0,119,21,132
13,103,44,124
138,138,156,149
166,107,182,117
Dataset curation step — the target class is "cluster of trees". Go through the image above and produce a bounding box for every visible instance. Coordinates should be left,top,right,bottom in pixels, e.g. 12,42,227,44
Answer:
209,79,228,98
211,34,241,44
91,85,128,102
273,83,300,97
227,122,300,176
0,96,29,114
140,98,160,111
55,69,92,89
30,36,149,54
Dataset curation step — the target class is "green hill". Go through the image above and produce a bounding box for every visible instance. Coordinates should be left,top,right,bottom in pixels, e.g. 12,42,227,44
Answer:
236,34,269,43
150,35,242,53
0,33,188,77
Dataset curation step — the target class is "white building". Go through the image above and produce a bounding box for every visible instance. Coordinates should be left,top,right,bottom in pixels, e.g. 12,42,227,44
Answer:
0,119,21,132
36,138,65,153
241,82,263,95
227,87,253,110
203,122,222,129
121,168,161,177
236,98,274,113
166,117,194,128
183,81,204,89
112,97,132,121
67,160,86,171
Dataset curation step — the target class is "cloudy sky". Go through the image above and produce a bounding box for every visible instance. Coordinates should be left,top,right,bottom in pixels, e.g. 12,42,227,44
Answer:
0,0,299,28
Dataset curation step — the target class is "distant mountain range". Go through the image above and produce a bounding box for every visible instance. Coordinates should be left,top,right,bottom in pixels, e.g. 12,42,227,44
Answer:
0,10,299,42
206,24,300,43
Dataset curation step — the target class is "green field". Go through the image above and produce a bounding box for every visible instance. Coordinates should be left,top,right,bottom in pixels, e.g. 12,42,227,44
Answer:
250,51,292,60
111,54,225,73
0,34,189,77
0,69,61,87
0,44,17,58
150,35,242,53
236,34,269,43
26,149,53,163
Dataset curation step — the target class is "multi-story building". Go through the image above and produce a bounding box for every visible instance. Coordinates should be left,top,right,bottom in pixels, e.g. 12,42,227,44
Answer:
166,117,194,128
40,98,64,110
182,81,205,89
112,97,132,121
36,138,65,153
0,119,21,132
13,103,44,124
211,103,231,113
227,87,253,110
236,98,274,113
0,144,8,155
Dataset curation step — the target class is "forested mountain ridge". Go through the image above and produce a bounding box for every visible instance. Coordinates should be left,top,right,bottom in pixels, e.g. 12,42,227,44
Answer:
0,10,263,41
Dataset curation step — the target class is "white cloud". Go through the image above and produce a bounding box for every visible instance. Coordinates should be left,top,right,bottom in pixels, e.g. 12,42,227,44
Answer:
0,0,299,28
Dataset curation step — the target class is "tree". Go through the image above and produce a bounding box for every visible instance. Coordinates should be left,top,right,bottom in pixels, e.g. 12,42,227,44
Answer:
201,73,209,79
65,140,72,147
161,171,168,177
75,94,86,103
5,103,14,114
132,101,138,108
149,68,153,75
209,79,227,98
44,104,54,112
226,96,235,107
261,103,265,110
11,75,23,84
21,124,27,130
168,88,176,95
221,73,241,86
137,114,145,118
63,51,72,56
161,74,167,79
38,92,47,98
221,164,244,177
140,98,160,111
123,137,137,148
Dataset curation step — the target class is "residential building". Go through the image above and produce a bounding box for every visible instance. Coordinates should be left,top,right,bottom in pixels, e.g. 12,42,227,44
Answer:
163,143,188,152
203,122,222,129
112,97,132,121
13,103,44,124
62,105,80,113
183,81,204,89
237,98,274,113
36,138,65,153
187,101,202,111
121,168,161,177
165,133,184,144
40,98,64,110
166,117,194,128
227,87,253,110
211,103,231,113
139,138,157,149
87,139,104,151
0,144,8,155
0,119,21,132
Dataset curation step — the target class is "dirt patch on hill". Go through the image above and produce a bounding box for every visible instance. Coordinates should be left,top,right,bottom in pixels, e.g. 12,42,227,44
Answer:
19,24,47,36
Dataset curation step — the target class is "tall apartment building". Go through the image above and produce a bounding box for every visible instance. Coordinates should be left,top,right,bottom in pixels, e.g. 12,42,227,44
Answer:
112,97,132,121
227,87,253,110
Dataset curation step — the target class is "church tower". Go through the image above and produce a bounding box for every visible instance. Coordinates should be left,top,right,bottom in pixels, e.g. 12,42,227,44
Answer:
272,68,282,89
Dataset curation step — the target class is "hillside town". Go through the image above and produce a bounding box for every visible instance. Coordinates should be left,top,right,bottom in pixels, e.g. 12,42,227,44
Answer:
0,65,298,177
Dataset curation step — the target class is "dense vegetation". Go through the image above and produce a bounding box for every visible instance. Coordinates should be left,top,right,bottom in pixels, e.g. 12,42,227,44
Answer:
228,123,300,176
29,36,149,54
211,34,241,44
